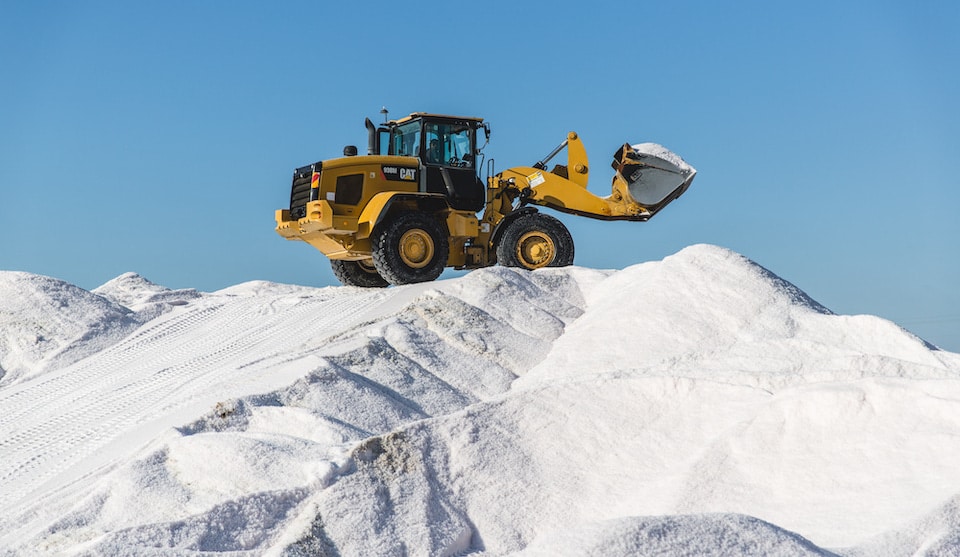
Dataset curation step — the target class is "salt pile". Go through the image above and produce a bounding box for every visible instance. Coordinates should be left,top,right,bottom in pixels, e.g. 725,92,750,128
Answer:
1,244,958,556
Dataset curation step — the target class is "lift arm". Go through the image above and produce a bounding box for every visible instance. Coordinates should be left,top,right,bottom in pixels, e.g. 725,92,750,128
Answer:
496,132,695,222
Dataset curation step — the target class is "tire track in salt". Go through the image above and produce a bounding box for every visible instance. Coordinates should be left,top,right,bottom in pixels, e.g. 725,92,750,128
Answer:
0,285,398,512
0,303,227,427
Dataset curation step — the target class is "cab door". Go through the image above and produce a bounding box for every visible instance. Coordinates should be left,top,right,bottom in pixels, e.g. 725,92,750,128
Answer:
422,120,485,211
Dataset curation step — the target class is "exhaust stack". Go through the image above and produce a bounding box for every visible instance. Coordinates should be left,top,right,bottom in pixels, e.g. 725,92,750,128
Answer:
365,118,378,155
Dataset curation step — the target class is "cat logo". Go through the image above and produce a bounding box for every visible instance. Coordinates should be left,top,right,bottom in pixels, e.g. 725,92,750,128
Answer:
382,165,418,182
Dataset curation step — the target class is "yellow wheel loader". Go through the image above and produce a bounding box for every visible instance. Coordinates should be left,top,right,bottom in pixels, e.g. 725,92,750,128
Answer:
274,112,696,287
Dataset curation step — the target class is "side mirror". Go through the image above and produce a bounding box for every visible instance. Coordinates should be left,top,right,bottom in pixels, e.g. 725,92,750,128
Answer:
477,122,491,153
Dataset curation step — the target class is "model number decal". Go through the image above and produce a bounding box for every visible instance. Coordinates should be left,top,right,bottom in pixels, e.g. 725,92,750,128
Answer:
382,165,418,182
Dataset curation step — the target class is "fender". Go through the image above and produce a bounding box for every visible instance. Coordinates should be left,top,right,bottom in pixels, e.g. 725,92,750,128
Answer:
356,192,451,239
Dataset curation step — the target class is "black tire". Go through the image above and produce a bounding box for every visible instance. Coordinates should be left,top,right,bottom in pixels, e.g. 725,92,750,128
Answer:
495,212,574,269
372,212,449,285
330,259,389,288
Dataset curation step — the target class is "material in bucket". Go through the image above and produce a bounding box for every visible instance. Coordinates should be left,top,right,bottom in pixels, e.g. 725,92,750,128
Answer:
612,142,696,217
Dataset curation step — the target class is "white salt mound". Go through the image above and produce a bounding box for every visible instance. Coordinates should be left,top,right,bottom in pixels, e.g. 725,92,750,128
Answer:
1,244,958,556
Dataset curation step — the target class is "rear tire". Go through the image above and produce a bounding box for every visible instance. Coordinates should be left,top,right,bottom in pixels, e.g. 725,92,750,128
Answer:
496,212,574,269
372,212,449,285
331,259,389,288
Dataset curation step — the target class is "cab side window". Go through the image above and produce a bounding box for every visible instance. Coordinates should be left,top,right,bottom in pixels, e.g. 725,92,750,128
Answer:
423,122,474,168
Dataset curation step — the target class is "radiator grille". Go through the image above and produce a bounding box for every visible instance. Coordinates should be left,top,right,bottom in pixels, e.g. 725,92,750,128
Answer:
289,161,321,220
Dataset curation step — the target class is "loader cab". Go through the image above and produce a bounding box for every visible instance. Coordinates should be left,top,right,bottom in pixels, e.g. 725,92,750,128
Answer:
386,113,487,212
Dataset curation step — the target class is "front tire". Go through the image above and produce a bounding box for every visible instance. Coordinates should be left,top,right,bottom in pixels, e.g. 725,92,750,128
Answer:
372,212,449,285
496,212,574,269
331,259,389,288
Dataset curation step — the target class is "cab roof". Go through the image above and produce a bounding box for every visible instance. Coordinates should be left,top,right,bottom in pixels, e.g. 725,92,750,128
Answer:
387,112,485,126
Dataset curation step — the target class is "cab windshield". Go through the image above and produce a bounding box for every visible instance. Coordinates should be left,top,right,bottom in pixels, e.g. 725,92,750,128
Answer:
391,121,421,157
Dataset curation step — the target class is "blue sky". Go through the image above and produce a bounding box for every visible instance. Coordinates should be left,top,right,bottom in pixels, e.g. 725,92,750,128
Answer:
2,1,958,351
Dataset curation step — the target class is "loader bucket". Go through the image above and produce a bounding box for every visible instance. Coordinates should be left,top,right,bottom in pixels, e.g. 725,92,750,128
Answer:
612,143,696,213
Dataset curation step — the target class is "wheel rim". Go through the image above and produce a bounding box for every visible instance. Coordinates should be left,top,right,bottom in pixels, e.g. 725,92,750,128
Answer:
399,229,435,269
516,231,555,269
356,259,378,274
